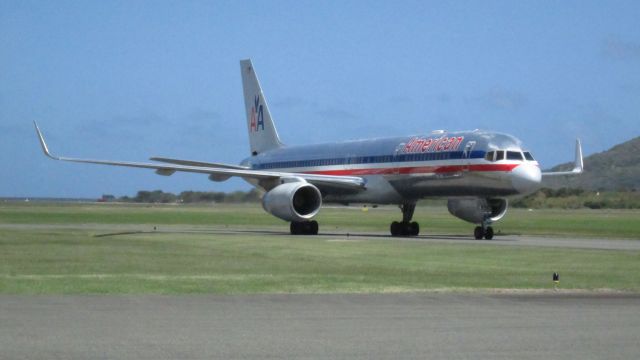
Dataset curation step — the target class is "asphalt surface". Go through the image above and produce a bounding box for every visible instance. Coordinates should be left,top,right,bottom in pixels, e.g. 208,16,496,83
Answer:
1,293,639,359
2,223,639,250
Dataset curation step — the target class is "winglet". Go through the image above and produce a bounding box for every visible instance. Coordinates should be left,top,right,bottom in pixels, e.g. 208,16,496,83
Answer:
573,138,584,174
541,138,584,176
33,122,59,160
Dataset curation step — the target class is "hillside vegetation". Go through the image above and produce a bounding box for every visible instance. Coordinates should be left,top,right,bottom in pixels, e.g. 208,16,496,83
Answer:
512,188,640,209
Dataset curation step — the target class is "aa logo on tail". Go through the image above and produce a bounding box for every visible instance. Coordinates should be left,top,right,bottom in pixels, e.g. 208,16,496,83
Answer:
250,95,265,132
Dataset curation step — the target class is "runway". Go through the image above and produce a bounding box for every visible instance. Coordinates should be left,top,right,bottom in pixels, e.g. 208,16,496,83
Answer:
2,223,639,251
1,293,639,359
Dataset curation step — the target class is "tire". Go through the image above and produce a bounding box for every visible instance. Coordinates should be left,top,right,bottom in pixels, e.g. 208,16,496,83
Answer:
410,222,420,236
484,226,494,240
290,222,299,235
390,221,400,236
309,220,319,235
401,223,409,236
474,226,484,240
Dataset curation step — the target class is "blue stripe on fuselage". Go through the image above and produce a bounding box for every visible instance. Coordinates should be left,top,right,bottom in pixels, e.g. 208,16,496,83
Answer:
252,150,486,170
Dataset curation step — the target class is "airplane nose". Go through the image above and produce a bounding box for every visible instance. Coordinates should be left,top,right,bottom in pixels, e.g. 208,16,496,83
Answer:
512,163,541,195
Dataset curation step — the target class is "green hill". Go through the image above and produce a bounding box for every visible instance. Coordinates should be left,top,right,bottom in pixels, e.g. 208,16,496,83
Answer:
543,136,640,191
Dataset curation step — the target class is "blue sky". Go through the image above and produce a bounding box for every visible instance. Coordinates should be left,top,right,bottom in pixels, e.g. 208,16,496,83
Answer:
1,0,639,198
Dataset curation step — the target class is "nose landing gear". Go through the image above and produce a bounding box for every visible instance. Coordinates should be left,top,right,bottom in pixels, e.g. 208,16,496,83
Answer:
390,203,420,236
474,224,494,240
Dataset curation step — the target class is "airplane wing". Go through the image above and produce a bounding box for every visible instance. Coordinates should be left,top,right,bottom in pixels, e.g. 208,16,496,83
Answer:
541,139,584,176
34,122,366,192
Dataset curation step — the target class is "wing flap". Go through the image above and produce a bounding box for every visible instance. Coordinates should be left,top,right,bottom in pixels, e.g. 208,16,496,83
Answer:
150,157,249,170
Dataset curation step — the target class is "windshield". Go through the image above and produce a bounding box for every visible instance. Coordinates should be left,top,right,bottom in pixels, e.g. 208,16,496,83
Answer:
486,150,531,162
507,151,523,160
523,151,535,161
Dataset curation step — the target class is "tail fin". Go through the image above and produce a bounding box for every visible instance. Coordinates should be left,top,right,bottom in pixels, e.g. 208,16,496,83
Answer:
240,59,283,155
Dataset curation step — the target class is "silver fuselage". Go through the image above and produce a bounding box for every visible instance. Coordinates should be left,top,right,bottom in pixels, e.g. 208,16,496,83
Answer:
241,130,542,204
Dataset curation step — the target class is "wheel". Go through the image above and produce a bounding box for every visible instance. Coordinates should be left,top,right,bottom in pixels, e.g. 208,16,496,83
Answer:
484,226,494,240
400,222,410,236
390,221,400,236
309,220,319,235
291,221,319,235
302,222,311,234
290,222,300,235
410,221,420,236
390,221,402,236
474,226,484,240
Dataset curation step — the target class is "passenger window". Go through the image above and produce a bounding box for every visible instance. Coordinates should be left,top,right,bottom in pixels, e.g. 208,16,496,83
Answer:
485,151,494,161
495,151,504,161
507,151,523,160
523,152,535,161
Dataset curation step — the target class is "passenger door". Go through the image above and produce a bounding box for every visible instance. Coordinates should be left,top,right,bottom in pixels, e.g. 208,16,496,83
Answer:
462,141,476,173
392,143,405,175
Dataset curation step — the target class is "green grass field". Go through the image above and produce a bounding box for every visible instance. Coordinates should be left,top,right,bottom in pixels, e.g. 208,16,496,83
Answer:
1,202,639,294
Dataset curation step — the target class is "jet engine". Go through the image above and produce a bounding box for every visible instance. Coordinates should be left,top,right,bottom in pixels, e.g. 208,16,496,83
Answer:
262,182,322,222
447,198,508,224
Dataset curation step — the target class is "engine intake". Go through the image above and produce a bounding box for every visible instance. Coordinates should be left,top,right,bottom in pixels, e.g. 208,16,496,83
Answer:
262,182,322,222
447,198,508,224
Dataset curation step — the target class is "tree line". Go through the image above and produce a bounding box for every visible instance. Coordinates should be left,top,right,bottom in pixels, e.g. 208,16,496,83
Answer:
102,187,640,209
511,188,640,209
102,189,262,204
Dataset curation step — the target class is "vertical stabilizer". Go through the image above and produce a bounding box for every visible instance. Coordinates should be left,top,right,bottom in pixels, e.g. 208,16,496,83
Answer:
240,59,283,155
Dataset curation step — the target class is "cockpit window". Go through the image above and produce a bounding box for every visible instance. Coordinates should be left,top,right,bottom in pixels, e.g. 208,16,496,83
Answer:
507,151,523,160
488,150,528,161
523,151,535,161
485,151,494,161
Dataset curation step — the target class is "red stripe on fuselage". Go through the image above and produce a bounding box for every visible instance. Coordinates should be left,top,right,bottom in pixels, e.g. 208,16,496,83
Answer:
304,163,519,176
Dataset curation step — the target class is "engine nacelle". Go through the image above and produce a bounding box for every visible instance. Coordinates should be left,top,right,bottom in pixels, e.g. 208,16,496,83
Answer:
208,174,231,182
447,198,508,224
262,182,322,222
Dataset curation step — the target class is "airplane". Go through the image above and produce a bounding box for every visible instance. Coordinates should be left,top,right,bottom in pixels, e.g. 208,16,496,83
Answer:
34,59,583,239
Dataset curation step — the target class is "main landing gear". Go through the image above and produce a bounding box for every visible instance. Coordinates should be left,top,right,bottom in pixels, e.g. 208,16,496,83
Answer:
390,203,420,236
290,220,319,235
474,224,494,240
